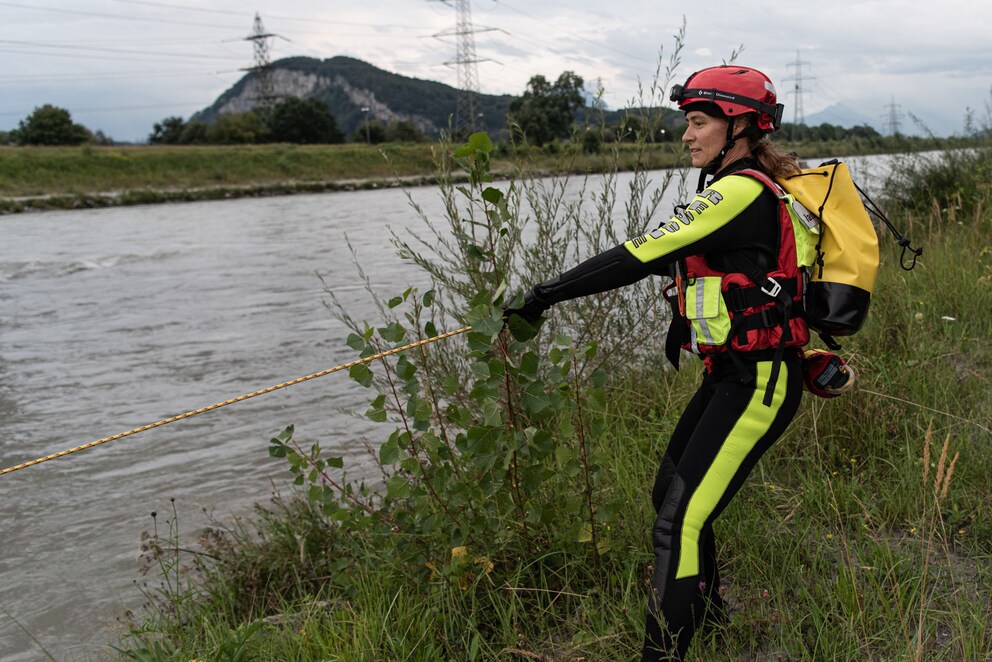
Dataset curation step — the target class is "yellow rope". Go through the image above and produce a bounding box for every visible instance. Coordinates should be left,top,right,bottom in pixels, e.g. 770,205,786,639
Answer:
0,326,473,477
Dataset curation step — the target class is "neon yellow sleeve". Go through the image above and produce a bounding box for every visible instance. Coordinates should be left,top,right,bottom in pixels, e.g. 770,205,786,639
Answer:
623,175,765,264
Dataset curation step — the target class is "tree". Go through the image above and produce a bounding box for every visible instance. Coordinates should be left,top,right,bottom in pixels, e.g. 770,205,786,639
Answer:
508,71,586,146
12,104,91,145
179,120,209,144
91,130,114,145
582,128,602,154
205,112,268,144
384,119,425,143
353,121,386,145
149,116,187,144
268,97,344,144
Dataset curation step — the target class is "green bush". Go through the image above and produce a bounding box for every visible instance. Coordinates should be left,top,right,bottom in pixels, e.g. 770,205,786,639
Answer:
881,146,992,224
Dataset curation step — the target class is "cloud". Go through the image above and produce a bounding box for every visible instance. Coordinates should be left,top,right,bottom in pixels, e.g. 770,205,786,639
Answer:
2,0,989,141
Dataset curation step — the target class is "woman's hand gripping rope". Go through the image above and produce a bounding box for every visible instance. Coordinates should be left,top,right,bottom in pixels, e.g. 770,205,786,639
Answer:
3,292,556,478
502,289,549,342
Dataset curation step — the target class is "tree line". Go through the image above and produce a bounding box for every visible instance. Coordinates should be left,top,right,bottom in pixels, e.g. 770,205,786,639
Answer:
0,71,953,148
2,104,114,146
148,97,427,146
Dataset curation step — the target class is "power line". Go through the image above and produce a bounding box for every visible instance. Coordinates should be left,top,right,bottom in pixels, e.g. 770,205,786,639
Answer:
454,0,482,133
0,39,242,62
783,50,813,140
105,0,427,30
0,1,234,30
0,69,223,84
433,0,491,134
472,0,666,108
489,0,653,64
0,46,240,67
883,96,903,136
0,102,207,118
244,13,279,112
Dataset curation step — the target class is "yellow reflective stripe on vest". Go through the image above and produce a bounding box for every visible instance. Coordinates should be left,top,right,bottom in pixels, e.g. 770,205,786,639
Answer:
685,276,730,348
674,360,788,580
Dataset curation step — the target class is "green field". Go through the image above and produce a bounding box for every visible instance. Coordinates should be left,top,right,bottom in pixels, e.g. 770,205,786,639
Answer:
0,137,949,214
0,143,440,211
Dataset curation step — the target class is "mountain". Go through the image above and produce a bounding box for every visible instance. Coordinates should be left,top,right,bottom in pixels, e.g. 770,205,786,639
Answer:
193,56,515,138
801,103,882,133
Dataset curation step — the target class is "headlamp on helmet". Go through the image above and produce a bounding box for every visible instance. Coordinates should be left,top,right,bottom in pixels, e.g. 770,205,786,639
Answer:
671,66,785,132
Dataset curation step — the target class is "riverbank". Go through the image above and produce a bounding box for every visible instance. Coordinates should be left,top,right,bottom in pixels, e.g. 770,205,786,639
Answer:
0,137,965,214
115,214,992,661
0,143,440,213
109,141,992,660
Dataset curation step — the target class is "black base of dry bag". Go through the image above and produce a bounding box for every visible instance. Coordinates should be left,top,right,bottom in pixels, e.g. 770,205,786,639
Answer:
805,281,872,337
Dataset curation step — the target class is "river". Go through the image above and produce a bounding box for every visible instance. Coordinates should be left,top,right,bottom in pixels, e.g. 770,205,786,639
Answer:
0,155,892,661
0,185,456,661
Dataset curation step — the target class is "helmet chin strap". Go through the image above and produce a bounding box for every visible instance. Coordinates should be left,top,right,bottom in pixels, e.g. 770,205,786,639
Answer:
696,119,744,193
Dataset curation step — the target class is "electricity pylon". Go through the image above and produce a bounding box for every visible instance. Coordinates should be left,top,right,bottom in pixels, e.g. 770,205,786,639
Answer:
245,13,278,113
434,0,491,136
784,51,813,140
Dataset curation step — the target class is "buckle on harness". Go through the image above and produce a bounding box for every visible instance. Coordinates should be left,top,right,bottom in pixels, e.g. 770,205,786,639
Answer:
759,307,780,328
761,277,782,299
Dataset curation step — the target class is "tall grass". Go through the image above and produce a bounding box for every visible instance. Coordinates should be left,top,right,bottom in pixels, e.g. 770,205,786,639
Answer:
114,208,992,661
109,62,992,662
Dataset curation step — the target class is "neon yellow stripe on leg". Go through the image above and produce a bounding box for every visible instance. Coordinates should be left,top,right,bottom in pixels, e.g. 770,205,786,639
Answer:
675,361,787,580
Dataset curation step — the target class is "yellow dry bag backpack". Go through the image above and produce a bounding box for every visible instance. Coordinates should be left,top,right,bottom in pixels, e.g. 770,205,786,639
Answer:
777,159,922,348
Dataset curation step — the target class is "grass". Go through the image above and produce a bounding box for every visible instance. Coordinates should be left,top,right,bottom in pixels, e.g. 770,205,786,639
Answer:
107,172,992,661
0,143,436,196
0,143,442,213
0,136,977,214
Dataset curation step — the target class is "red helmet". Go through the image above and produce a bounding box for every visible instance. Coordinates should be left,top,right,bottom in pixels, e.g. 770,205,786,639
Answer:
671,66,784,132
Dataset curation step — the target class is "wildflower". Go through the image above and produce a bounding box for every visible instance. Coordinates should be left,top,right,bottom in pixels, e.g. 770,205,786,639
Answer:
825,533,833,540
909,527,918,535
914,312,925,322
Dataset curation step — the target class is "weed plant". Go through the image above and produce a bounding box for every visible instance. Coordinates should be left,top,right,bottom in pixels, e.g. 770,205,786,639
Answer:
115,47,992,662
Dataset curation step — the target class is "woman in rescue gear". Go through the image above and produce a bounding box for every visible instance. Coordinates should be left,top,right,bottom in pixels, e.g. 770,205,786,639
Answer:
505,65,811,661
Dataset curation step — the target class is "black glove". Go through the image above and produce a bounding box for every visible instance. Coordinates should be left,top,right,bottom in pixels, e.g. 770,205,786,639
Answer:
502,289,549,340
503,290,548,324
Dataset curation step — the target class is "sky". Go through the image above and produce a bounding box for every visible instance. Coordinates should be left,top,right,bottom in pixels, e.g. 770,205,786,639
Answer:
2,0,991,143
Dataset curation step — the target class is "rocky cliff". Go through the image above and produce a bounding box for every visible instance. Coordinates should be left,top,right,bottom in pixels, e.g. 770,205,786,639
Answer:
193,56,515,138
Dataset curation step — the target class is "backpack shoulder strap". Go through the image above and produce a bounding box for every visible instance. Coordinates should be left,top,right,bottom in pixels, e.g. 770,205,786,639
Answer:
734,167,785,196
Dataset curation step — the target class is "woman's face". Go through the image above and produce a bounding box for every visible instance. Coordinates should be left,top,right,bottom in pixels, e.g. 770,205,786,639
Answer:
682,110,729,168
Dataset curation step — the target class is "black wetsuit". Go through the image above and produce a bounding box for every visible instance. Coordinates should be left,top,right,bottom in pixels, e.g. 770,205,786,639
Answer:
519,158,805,660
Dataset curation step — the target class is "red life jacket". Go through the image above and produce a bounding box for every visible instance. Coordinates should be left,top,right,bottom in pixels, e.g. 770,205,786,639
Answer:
666,169,810,362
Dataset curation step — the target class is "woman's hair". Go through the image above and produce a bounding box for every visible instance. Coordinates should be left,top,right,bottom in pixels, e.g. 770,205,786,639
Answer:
737,115,801,178
750,137,802,178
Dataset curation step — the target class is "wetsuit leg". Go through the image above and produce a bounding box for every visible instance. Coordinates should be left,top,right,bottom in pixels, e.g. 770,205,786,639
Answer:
642,357,802,661
648,373,726,646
